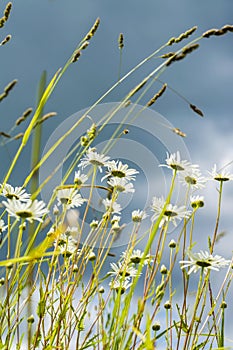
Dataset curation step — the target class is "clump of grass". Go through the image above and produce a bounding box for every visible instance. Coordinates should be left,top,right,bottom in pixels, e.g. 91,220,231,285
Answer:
1,6,233,349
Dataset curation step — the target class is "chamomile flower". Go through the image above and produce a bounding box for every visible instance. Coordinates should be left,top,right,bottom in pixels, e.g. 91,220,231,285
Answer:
121,249,152,265
56,188,85,209
74,170,88,186
132,209,148,222
109,277,132,294
151,196,190,227
107,177,135,193
102,198,122,214
208,164,233,182
102,160,138,182
0,183,30,202
160,151,195,172
179,250,231,275
179,168,206,190
0,219,7,233
54,233,79,258
78,148,110,173
3,198,49,223
109,262,140,278
190,195,204,208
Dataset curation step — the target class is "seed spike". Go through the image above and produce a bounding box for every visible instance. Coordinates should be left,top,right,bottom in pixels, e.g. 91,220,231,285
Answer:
146,84,167,107
118,33,124,49
0,34,11,46
84,17,100,41
4,79,18,94
0,131,11,138
190,104,204,117
172,128,186,138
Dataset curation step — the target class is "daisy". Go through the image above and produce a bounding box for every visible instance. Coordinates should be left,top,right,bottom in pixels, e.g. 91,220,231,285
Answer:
190,195,204,208
0,219,7,233
180,250,231,275
78,148,110,173
54,233,80,258
208,164,233,182
107,177,135,193
0,183,30,202
179,168,206,190
102,198,122,214
151,196,190,227
160,151,195,172
56,188,85,209
74,170,88,186
102,160,138,182
109,277,132,294
3,198,49,223
131,209,148,222
121,249,152,265
109,261,140,278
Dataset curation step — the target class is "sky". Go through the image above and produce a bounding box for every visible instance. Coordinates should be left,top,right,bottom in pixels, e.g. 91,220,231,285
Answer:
1,0,233,347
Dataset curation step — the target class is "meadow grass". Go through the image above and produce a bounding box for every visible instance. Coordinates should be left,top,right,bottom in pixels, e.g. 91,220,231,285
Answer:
1,5,233,349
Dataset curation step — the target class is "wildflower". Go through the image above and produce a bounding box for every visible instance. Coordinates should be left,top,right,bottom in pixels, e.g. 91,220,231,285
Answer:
102,160,138,182
109,277,132,294
160,151,194,171
121,249,152,265
90,219,99,229
164,301,172,309
98,286,105,293
179,250,231,275
160,264,168,274
168,239,177,248
132,209,148,222
208,164,233,182
102,198,122,214
0,183,30,202
54,233,79,258
0,219,7,233
53,204,60,216
78,148,110,173
190,195,204,208
107,177,135,193
109,261,139,278
74,170,88,186
87,250,96,261
151,196,190,227
3,198,49,223
56,188,85,209
179,168,206,189
152,322,161,331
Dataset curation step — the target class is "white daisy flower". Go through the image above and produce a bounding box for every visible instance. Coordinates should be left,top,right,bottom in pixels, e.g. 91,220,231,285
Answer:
0,183,30,202
102,198,122,214
208,164,233,182
180,250,231,275
179,168,206,190
109,261,140,278
3,198,49,223
151,196,190,227
74,170,88,186
132,209,148,222
102,160,138,182
107,177,135,193
55,233,80,258
190,195,204,208
160,151,196,172
56,188,85,209
0,219,7,233
121,249,152,265
78,148,110,173
109,277,132,294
